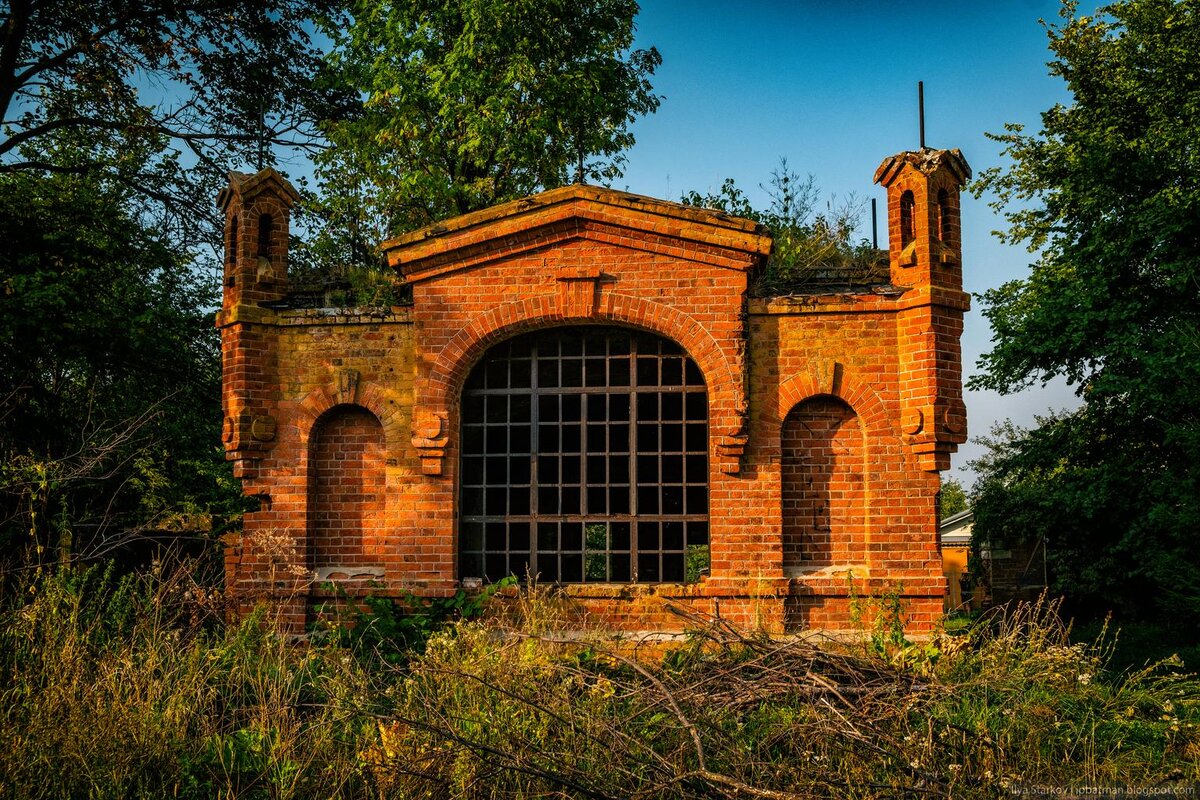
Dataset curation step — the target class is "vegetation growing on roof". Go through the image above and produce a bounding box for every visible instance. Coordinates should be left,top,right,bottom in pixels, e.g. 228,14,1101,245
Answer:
681,159,889,296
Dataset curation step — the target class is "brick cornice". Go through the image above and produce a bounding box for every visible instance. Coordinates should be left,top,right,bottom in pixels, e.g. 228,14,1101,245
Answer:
873,148,972,188
893,286,972,312
216,168,301,212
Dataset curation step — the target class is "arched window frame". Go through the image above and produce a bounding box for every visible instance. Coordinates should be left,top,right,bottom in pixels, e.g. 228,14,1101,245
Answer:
458,326,710,585
899,190,916,247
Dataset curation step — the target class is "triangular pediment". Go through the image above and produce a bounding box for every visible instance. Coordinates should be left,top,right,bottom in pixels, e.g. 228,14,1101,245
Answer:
382,184,772,284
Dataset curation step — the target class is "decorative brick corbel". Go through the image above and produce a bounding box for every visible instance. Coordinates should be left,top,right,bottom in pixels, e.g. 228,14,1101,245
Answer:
412,409,450,476
250,415,277,442
715,430,748,475
222,412,277,453
901,407,925,436
940,398,967,438
222,412,277,481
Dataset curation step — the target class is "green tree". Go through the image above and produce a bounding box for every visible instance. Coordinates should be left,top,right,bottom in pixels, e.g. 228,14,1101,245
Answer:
304,0,661,274
0,0,343,243
939,478,969,519
0,1,342,569
0,170,245,569
971,0,1200,622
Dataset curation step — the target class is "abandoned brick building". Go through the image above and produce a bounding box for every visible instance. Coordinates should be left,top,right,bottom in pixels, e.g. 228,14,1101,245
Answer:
217,146,971,634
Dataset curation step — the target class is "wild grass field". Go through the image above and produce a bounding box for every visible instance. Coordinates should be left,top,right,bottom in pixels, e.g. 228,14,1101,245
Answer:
1,565,1197,799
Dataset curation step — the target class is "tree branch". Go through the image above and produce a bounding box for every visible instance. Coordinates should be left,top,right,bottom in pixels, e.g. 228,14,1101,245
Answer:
0,0,32,120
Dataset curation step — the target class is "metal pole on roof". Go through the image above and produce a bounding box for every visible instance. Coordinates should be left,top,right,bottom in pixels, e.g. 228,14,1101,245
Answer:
919,81,926,150
256,100,265,172
871,198,878,249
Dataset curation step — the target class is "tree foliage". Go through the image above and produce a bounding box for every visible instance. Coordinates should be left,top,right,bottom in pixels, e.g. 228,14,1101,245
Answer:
971,0,1200,622
0,0,347,567
0,171,244,570
304,0,661,274
939,478,969,519
0,0,342,244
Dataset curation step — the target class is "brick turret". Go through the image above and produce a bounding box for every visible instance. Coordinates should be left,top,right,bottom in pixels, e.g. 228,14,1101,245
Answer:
874,149,971,471
216,169,300,477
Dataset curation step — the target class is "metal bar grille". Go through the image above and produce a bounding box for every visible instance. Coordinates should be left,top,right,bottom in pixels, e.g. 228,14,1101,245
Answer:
460,327,709,584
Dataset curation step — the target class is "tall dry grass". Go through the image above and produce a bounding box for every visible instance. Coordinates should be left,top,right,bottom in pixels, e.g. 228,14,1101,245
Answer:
0,564,371,799
1,569,1197,799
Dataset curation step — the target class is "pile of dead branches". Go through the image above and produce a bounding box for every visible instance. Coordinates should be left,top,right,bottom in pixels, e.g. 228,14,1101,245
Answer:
354,604,996,798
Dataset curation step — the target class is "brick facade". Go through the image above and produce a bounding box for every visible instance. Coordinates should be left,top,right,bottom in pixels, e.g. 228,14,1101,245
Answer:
217,148,971,634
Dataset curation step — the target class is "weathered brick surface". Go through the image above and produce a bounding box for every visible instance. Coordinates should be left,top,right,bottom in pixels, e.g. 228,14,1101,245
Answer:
218,152,970,636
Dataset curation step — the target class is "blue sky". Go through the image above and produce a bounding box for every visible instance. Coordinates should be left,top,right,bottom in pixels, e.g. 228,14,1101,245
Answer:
614,0,1085,482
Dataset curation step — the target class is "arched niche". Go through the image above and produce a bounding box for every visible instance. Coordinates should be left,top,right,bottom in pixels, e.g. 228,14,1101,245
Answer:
781,396,865,574
307,404,386,569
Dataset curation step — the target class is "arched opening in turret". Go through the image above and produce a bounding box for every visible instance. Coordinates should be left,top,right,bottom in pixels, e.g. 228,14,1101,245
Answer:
257,212,275,260
899,190,915,247
225,216,239,285
936,188,950,242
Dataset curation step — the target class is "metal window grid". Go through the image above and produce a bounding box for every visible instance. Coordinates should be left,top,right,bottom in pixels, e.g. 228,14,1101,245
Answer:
459,327,709,584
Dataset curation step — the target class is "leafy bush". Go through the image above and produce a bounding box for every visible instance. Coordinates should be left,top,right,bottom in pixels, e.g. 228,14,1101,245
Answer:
313,576,517,666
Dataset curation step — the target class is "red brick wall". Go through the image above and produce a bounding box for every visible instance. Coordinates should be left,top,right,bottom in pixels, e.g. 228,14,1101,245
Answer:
308,406,386,569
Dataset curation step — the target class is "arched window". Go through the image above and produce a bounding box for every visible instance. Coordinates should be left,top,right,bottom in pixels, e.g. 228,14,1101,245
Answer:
459,327,709,584
781,396,864,573
936,188,950,242
308,406,386,568
257,212,274,260
899,190,915,247
227,216,239,272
